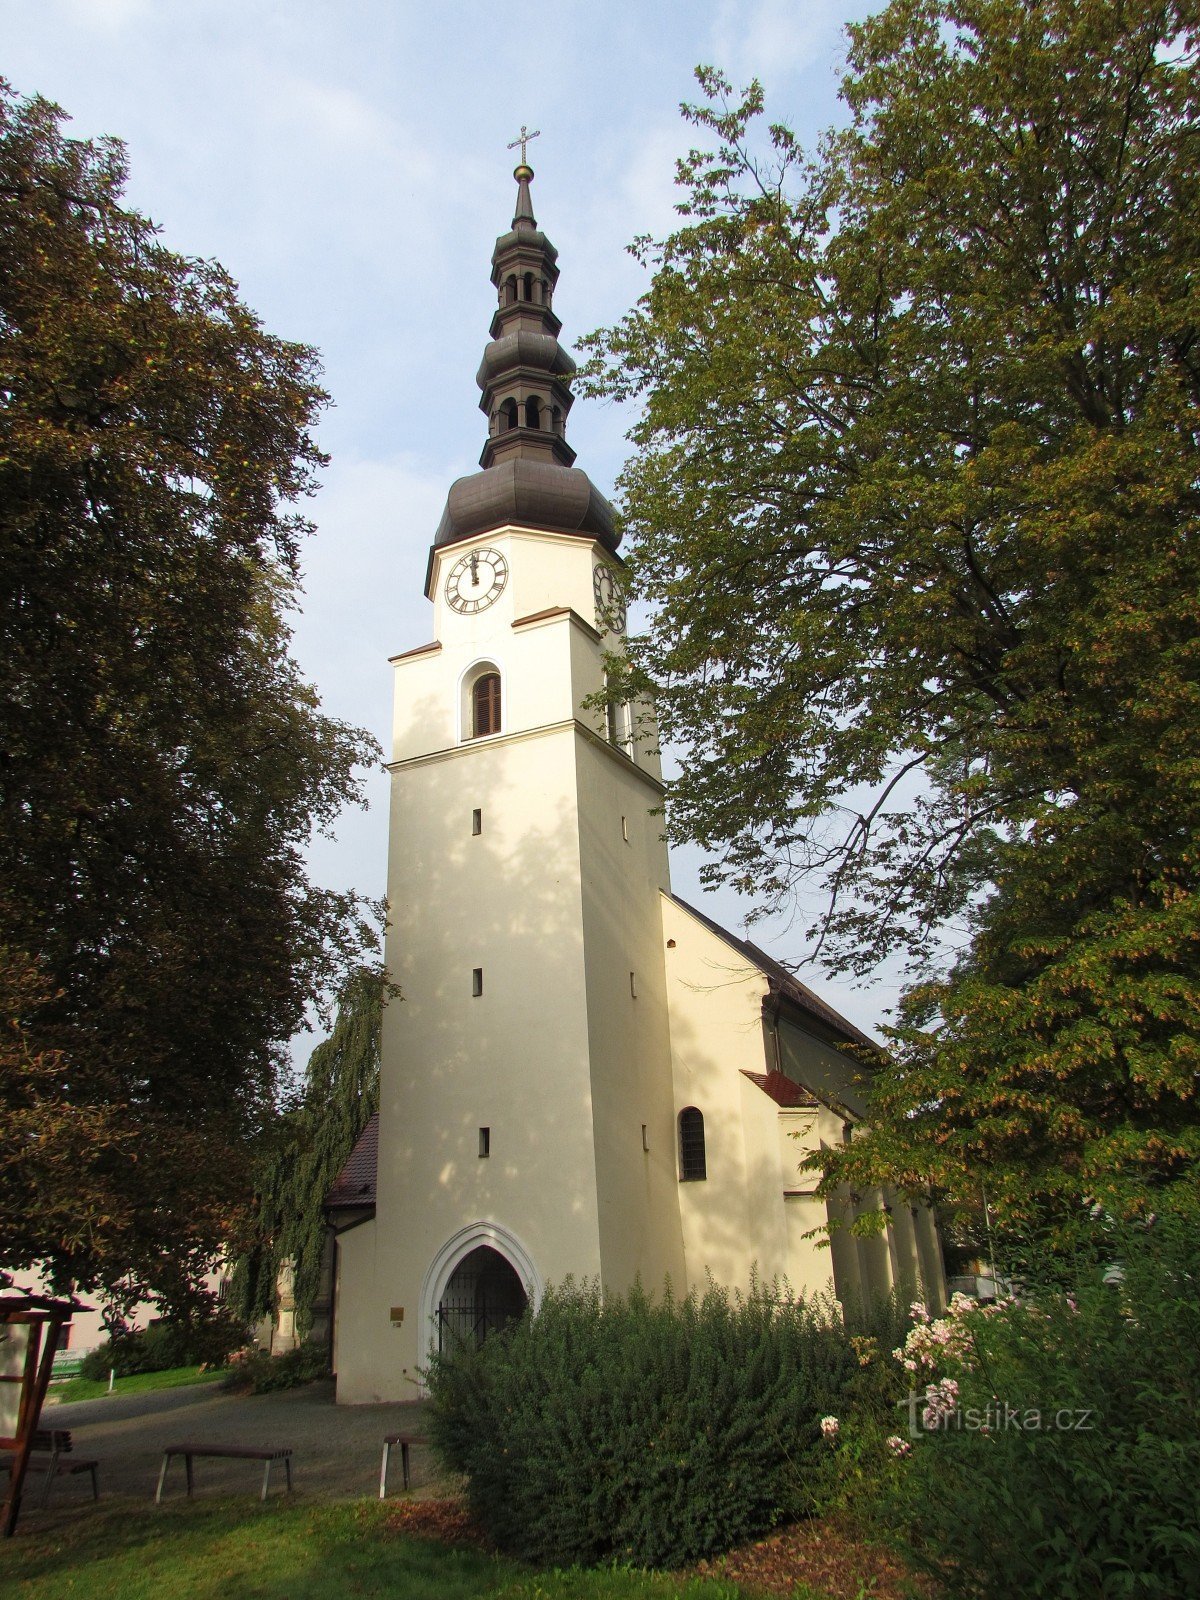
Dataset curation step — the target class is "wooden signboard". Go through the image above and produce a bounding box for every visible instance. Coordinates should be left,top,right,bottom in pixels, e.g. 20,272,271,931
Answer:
0,1292,80,1537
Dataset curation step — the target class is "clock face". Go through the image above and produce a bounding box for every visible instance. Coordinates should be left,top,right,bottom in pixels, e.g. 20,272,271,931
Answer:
446,547,509,614
593,564,626,634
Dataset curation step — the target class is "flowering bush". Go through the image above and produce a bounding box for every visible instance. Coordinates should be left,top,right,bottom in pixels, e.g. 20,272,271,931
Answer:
805,1290,926,1511
892,1290,1012,1375
880,1217,1200,1599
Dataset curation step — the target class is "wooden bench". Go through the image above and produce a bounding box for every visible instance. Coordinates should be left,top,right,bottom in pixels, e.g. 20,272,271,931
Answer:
155,1443,293,1504
1,1429,99,1509
379,1432,427,1498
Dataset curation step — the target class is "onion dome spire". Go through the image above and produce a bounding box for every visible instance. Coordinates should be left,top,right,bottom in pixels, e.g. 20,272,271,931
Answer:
477,159,575,470
430,150,618,565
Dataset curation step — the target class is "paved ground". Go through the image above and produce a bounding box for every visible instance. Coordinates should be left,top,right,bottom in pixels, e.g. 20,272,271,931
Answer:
28,1378,442,1514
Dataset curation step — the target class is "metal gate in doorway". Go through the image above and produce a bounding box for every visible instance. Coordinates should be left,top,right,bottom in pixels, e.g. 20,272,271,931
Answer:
436,1244,528,1352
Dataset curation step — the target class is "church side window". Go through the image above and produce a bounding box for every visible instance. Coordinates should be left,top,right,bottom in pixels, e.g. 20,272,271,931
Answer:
678,1107,707,1182
472,672,501,738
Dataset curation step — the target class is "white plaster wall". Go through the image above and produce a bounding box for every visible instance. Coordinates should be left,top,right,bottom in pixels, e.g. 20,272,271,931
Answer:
575,730,684,1296
336,525,650,1401
336,719,603,1402
662,897,891,1308
661,895,773,1295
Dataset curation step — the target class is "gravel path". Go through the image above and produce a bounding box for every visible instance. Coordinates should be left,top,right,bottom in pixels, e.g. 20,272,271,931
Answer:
35,1378,440,1508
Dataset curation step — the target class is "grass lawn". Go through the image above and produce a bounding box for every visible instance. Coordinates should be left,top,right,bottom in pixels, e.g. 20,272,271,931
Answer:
47,1365,226,1405
0,1499,821,1600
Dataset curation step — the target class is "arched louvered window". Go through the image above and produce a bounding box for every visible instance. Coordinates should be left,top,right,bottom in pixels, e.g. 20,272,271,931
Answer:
524,396,541,429
504,275,517,305
678,1107,706,1181
500,398,518,432
523,270,535,301
472,672,501,738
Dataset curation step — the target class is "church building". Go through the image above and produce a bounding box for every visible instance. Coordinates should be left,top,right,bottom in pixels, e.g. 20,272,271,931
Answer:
328,159,945,1403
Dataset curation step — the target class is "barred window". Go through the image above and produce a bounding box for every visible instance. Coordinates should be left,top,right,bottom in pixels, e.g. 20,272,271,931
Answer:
678,1107,707,1182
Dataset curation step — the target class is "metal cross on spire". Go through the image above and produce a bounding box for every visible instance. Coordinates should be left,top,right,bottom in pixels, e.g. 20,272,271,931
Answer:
507,124,541,165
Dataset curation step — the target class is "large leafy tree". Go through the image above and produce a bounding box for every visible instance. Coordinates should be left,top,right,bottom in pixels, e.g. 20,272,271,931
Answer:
0,85,380,1312
584,1,1200,1237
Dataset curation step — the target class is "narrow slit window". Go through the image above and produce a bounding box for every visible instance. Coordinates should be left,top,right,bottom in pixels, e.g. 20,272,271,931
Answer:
472,967,483,997
629,971,637,999
621,815,629,843
641,1124,649,1153
479,1127,490,1158
472,808,482,836
678,1107,707,1182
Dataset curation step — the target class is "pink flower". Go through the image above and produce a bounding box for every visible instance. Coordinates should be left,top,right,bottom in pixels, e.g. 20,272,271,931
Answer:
820,1415,840,1441
886,1435,912,1457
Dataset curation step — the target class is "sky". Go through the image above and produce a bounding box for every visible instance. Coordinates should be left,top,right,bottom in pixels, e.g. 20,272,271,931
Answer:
3,0,908,1046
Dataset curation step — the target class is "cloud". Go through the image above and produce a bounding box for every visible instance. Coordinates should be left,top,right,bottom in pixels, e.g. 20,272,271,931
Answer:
292,450,449,731
59,0,152,28
708,0,849,86
619,119,693,242
285,78,403,159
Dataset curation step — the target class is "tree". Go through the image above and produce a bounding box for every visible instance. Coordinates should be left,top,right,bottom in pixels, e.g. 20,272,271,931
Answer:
233,964,390,1341
583,1,1200,1237
0,84,380,1313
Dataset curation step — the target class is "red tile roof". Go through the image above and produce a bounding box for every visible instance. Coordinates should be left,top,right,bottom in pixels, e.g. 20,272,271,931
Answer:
741,1070,819,1108
326,1113,378,1209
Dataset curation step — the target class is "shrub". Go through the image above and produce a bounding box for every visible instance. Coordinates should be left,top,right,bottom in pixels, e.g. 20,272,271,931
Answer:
426,1278,859,1568
219,1341,329,1393
814,1291,919,1512
881,1217,1200,1598
80,1309,247,1380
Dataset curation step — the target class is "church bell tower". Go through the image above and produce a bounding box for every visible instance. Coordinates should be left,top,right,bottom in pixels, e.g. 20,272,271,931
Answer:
332,156,687,1401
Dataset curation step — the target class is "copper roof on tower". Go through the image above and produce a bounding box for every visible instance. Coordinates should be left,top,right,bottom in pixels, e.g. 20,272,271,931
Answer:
431,160,618,558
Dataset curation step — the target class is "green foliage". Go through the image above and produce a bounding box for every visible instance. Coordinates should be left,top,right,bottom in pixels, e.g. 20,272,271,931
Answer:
582,1,1200,1238
427,1278,860,1569
231,963,391,1337
0,82,381,1313
79,1310,246,1380
881,1218,1200,1597
219,1340,329,1393
792,1288,923,1514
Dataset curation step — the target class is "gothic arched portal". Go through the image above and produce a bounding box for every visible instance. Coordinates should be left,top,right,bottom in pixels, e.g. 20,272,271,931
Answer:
436,1244,527,1351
